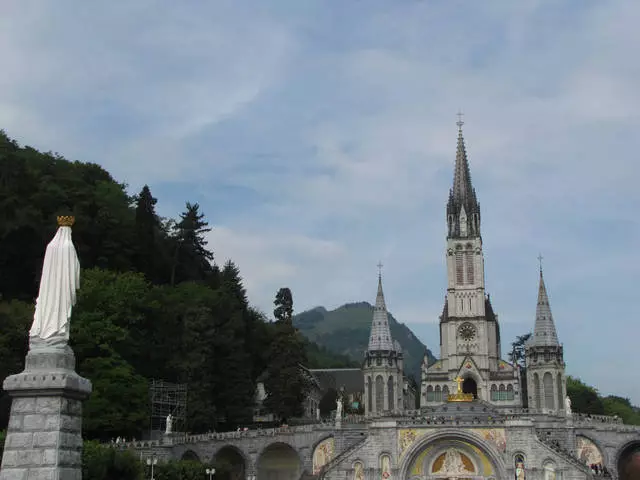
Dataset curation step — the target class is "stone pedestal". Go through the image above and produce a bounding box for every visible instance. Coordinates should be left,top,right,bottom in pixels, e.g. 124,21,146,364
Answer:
0,346,92,480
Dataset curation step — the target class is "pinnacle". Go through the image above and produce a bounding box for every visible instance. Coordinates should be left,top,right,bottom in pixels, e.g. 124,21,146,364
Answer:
530,268,559,347
368,272,394,352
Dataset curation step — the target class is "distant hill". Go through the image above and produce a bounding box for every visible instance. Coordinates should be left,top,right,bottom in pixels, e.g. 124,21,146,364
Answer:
293,302,436,384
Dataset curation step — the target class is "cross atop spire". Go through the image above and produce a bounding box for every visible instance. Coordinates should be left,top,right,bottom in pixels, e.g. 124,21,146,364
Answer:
537,253,544,273
368,270,395,352
447,113,481,238
530,266,559,347
377,261,383,278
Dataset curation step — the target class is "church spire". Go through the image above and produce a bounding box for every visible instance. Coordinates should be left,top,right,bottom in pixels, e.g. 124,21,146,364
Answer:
368,264,394,351
447,113,480,238
531,261,559,347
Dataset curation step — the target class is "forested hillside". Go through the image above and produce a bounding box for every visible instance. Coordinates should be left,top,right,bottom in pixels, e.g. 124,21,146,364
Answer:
0,130,350,440
293,302,436,384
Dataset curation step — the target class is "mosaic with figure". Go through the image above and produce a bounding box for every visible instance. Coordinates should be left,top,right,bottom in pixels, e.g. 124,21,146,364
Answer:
313,437,335,474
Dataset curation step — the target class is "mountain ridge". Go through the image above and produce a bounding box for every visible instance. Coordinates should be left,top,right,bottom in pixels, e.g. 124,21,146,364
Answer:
293,301,436,384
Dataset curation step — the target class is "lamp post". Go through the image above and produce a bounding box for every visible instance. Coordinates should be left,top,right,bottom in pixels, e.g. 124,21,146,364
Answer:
146,457,158,480
205,467,216,480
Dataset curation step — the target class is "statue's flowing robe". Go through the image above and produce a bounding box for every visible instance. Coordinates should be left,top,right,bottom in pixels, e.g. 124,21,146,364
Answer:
29,226,80,344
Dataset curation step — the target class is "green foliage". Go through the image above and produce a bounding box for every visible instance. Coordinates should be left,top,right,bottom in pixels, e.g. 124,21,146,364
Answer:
153,460,205,480
0,430,5,459
0,300,32,426
293,302,435,384
508,333,531,368
264,289,309,421
274,287,293,323
567,376,605,415
82,440,143,480
602,396,640,425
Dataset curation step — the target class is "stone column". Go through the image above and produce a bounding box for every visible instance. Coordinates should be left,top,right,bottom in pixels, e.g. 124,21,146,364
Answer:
0,345,92,480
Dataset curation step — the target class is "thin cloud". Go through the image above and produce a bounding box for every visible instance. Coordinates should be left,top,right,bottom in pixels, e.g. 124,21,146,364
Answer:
1,0,638,403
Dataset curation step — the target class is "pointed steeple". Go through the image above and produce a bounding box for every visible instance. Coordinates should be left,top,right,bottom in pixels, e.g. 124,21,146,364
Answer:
447,113,481,238
368,266,395,351
531,264,559,347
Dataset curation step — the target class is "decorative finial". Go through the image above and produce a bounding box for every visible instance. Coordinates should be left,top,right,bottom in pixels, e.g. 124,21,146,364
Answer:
456,111,464,130
377,261,383,278
537,253,544,273
57,216,75,227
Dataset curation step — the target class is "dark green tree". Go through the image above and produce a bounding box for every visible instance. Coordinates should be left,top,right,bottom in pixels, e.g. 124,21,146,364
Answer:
264,288,309,422
509,332,531,408
566,376,605,415
274,287,293,324
170,202,214,286
133,185,162,283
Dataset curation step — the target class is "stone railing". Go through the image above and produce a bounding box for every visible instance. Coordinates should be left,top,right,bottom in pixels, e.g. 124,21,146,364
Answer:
110,423,333,450
396,415,505,427
572,413,623,425
536,434,595,476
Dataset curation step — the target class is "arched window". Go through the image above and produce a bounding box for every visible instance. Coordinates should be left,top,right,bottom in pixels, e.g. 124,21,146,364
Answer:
455,247,464,285
442,385,449,400
367,377,372,413
499,384,506,401
533,373,541,410
435,385,442,403
490,384,497,401
387,376,394,411
426,385,434,402
465,245,474,284
556,374,563,412
543,372,554,410
375,375,384,412
543,460,556,480
507,384,514,401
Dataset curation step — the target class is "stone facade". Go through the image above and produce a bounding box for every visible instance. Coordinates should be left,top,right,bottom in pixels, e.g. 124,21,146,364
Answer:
0,346,92,480
117,122,640,479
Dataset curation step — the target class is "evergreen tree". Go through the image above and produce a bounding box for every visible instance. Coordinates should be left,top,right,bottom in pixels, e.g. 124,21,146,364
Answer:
170,202,214,285
509,333,531,408
274,287,293,324
133,185,161,282
264,288,309,422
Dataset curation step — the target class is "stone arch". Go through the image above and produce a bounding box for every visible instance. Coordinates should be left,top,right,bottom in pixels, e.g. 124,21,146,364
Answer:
543,372,554,410
462,375,478,399
257,442,302,480
616,440,640,480
213,445,248,480
533,373,541,410
312,435,336,474
556,374,563,412
375,375,384,412
399,428,507,480
181,449,201,462
576,434,607,466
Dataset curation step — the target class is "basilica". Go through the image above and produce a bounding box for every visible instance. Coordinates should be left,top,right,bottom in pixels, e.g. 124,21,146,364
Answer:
317,120,640,480
113,120,640,480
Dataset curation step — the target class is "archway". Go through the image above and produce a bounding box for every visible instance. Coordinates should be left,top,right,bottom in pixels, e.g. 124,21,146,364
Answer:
462,378,478,398
214,446,247,480
257,442,301,480
181,450,201,462
617,442,640,480
401,430,507,480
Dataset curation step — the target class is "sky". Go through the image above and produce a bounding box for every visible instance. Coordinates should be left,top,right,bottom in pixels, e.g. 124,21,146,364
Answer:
1,1,638,404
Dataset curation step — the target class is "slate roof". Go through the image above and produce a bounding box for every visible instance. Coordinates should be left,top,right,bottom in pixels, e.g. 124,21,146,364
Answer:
309,368,364,395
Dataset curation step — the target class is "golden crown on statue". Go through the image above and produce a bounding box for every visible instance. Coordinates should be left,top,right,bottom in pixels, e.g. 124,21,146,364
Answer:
57,216,76,227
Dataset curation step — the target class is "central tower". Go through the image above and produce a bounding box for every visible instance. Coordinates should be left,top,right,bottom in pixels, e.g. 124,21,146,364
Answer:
421,117,520,407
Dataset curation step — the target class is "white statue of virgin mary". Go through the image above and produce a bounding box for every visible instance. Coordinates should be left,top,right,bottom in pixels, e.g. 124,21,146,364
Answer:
29,216,81,349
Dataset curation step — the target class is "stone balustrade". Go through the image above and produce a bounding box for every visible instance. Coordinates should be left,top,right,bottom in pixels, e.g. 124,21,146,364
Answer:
572,413,623,425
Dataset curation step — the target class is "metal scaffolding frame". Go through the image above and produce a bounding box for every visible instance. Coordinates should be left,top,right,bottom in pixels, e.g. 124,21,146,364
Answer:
149,379,187,437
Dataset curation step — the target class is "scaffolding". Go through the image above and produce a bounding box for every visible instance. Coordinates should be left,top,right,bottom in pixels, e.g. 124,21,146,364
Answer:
149,379,187,438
